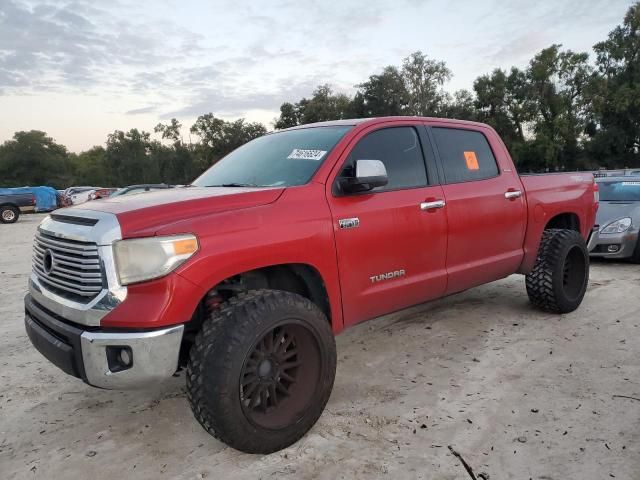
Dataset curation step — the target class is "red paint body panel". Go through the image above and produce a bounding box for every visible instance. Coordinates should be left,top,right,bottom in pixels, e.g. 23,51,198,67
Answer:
80,186,285,237
322,120,448,327
155,183,345,333
100,270,206,328
518,173,597,273
78,117,596,333
426,120,527,294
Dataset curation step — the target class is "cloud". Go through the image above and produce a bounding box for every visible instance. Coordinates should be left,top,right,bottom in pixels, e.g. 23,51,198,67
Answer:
0,0,202,93
125,105,157,115
481,0,631,65
0,0,631,138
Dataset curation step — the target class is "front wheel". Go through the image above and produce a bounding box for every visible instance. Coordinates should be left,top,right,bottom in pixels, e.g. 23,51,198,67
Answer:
0,205,19,224
526,229,589,313
187,289,337,454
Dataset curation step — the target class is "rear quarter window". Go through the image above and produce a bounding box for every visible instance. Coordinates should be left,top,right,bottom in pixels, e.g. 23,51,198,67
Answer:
432,127,499,184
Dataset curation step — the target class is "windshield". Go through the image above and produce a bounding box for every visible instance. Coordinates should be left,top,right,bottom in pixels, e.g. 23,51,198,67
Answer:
192,126,351,188
110,188,128,197
599,180,640,202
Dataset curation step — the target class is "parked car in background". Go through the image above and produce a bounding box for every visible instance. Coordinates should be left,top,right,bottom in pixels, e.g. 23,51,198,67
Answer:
594,169,640,178
88,188,118,200
109,184,174,197
0,186,58,212
588,177,640,262
0,192,36,223
63,186,99,205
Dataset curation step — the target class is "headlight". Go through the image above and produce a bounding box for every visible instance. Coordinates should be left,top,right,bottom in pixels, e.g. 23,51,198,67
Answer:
600,217,632,234
113,234,199,285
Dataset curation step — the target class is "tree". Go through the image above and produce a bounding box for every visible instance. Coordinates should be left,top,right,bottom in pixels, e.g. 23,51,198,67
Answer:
154,118,183,143
587,2,640,168
0,131,71,188
525,45,593,170
69,146,107,186
104,129,157,185
190,114,267,165
274,85,355,128
274,102,300,129
401,51,452,116
355,66,409,117
441,89,477,121
474,67,532,167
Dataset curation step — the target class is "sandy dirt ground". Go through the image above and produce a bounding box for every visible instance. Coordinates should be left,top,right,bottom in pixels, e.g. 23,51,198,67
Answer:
1,213,639,479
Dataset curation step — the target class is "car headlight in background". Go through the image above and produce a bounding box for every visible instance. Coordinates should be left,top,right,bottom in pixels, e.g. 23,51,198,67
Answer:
600,217,632,234
113,234,199,285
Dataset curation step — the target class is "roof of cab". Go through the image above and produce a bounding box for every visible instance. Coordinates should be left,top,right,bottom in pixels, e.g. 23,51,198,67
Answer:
281,116,492,131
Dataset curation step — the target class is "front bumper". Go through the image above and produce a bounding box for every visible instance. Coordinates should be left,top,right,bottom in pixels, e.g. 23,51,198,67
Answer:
25,294,184,389
588,227,639,259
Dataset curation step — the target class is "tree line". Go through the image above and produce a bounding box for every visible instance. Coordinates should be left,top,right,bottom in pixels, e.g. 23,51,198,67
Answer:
0,3,638,189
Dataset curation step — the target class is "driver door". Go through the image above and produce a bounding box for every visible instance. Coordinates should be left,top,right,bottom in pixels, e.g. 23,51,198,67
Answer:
326,124,448,327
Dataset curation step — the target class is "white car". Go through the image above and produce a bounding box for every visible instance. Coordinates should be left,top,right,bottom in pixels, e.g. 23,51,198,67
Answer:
63,187,98,205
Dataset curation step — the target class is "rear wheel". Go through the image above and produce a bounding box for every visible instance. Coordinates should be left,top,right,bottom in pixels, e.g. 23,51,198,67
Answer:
0,205,19,224
186,289,336,454
526,229,589,313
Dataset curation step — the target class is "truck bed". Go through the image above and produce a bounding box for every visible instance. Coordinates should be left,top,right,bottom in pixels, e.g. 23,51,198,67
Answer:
518,172,597,273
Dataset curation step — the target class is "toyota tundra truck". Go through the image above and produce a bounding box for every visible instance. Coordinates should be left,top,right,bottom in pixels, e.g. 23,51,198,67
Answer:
24,117,598,453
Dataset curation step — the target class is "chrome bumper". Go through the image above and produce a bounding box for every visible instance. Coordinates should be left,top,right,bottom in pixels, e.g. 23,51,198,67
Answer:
81,326,184,389
25,294,183,390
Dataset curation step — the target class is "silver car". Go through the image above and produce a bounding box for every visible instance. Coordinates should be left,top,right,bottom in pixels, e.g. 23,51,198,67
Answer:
588,177,640,262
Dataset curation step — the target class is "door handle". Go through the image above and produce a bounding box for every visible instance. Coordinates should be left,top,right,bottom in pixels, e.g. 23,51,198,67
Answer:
420,200,446,210
504,190,522,200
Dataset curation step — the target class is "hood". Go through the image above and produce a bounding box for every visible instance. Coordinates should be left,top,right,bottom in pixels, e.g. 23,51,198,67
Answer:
596,200,640,228
71,186,285,236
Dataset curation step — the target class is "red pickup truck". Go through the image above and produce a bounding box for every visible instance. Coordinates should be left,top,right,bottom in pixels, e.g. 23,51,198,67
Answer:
25,117,598,453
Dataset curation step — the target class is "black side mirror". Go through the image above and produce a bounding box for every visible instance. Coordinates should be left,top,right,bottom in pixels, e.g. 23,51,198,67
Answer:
339,159,388,194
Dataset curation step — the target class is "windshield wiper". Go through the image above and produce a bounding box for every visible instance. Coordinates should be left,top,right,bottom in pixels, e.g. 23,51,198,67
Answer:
207,182,261,188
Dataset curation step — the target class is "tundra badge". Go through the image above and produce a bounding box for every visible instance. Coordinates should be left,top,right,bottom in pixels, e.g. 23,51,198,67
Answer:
370,269,406,283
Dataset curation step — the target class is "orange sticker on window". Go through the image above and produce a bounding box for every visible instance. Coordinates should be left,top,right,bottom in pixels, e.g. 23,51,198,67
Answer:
464,151,479,170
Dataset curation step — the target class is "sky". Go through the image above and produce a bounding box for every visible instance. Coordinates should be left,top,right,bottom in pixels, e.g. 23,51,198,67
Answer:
0,0,634,152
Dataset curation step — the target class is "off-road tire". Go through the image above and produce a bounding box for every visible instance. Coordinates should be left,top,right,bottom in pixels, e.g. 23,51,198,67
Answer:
0,205,19,224
526,229,589,313
186,289,337,454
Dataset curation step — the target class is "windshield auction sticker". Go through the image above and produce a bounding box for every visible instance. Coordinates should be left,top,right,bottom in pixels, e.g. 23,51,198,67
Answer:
287,149,327,161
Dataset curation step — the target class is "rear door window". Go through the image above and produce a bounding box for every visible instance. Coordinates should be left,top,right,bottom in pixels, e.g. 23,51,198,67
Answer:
432,127,499,184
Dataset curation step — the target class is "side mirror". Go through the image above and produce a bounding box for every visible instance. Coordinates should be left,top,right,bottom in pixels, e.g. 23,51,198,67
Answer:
339,159,388,194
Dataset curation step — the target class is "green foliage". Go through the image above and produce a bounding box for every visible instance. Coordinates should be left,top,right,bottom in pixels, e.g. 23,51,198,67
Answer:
190,114,267,166
0,3,639,187
273,85,353,128
0,116,269,188
0,131,72,188
355,66,409,117
588,3,640,168
401,51,452,116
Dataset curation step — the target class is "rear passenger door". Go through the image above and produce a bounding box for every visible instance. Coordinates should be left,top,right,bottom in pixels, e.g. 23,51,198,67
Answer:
327,124,448,327
428,125,526,294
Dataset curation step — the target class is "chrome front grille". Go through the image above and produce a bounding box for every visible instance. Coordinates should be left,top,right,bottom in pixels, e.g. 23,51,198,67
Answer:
32,230,104,300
